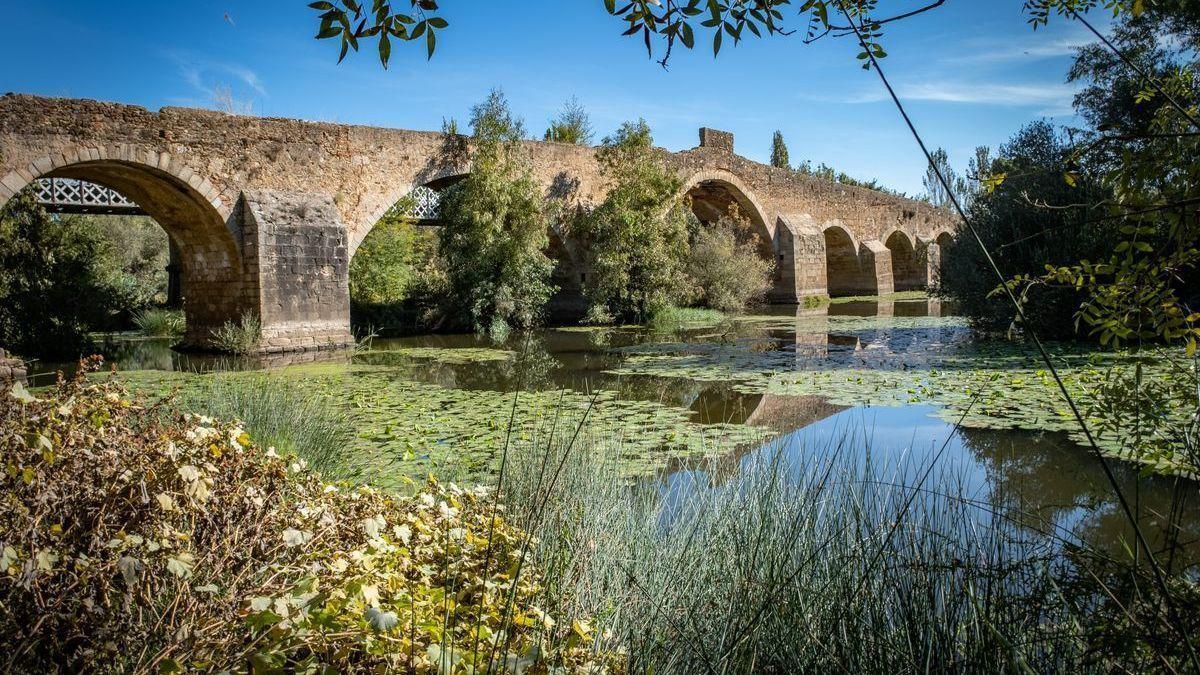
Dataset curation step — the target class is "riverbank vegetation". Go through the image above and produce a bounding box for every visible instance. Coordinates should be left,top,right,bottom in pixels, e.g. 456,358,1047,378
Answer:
8,362,1200,671
0,367,612,673
0,191,172,358
133,308,186,337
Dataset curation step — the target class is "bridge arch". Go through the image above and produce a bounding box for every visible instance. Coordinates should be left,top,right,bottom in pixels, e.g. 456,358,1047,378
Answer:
882,227,925,291
677,169,774,250
823,223,864,297
930,227,954,287
0,145,245,347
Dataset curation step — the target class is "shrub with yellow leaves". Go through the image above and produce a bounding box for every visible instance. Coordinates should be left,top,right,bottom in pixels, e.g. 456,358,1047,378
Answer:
0,359,617,673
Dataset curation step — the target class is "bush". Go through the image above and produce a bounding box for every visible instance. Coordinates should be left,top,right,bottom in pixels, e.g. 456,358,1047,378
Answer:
89,214,170,320
576,120,690,322
0,365,612,672
349,197,438,306
0,192,172,358
685,206,773,312
438,90,555,338
134,308,186,337
210,311,261,355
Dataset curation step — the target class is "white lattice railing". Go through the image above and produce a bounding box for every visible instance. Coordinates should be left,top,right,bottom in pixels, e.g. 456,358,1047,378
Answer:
33,178,143,214
409,185,442,221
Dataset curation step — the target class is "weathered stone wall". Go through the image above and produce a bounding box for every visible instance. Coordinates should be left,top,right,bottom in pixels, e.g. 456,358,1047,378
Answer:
0,349,26,384
0,93,959,352
241,190,355,352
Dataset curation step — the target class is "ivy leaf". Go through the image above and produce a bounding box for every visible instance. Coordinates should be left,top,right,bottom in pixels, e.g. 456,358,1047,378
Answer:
166,552,195,579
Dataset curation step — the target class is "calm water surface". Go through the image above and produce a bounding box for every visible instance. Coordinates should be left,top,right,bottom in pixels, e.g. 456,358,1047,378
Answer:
27,298,1200,565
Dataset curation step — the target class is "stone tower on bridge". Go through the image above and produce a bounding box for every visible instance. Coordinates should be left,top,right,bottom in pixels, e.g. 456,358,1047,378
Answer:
0,94,957,353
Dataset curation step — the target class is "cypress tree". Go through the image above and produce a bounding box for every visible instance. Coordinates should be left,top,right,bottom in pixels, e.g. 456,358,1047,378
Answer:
770,130,790,170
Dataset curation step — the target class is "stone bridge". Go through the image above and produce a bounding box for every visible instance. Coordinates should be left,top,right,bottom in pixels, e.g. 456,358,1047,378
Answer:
0,94,956,353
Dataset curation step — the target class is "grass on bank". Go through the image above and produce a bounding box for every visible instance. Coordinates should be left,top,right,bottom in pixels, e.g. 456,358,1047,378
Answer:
172,372,358,481
499,427,1200,673
802,290,930,308
133,308,186,337
644,306,727,332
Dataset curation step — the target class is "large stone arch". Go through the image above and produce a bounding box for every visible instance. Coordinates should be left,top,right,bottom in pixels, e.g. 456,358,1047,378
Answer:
882,227,925,291
350,167,471,257
677,169,785,300
676,169,775,247
0,145,246,348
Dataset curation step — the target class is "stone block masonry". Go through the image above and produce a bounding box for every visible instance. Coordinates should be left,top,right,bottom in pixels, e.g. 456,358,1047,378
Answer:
0,349,27,384
0,94,958,353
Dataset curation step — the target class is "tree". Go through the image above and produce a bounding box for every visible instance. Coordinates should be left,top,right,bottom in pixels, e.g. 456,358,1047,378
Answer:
349,196,437,306
770,130,790,169
0,191,129,358
938,122,1113,337
544,97,594,145
575,120,690,322
1007,1,1200,352
921,148,963,208
436,89,555,339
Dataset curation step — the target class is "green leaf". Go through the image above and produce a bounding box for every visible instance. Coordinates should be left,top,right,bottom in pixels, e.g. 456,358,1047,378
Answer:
378,32,391,67
680,21,694,48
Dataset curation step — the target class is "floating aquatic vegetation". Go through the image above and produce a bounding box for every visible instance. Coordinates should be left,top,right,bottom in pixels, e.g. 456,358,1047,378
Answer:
362,346,515,364
119,362,767,489
604,315,1197,474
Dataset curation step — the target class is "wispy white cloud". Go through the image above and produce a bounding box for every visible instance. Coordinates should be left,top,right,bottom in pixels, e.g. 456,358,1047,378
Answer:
804,80,1078,116
951,34,1092,64
166,52,267,109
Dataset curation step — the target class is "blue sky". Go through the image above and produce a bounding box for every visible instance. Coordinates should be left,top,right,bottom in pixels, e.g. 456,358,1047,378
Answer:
2,1,1101,196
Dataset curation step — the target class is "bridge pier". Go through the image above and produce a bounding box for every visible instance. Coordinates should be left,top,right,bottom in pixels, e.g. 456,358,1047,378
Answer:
239,190,355,354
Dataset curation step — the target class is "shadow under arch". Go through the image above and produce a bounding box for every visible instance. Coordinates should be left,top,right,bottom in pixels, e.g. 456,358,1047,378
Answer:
883,228,925,291
0,148,245,347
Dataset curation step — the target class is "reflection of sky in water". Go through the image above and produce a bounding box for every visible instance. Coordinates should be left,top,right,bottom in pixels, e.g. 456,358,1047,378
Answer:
663,405,1200,567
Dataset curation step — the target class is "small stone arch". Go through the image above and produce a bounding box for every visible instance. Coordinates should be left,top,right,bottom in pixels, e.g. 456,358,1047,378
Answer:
823,223,865,297
882,227,925,291
0,145,246,348
929,227,955,287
